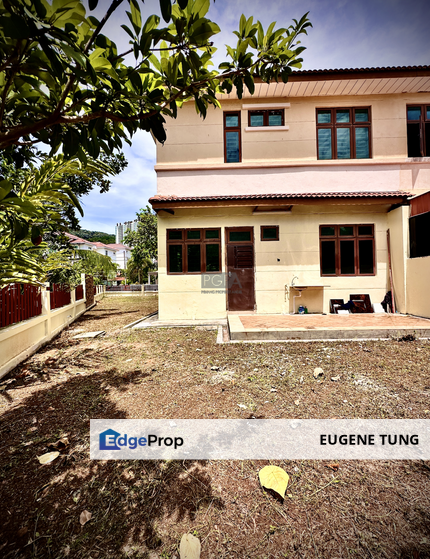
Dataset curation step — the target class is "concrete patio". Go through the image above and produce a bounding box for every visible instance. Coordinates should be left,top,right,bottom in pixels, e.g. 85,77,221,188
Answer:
228,313,430,341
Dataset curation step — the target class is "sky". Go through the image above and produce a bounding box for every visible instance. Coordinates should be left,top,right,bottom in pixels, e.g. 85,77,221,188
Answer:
78,0,430,233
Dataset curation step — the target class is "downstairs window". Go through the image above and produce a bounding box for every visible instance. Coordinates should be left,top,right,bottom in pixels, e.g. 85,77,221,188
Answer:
320,225,375,276
167,228,221,274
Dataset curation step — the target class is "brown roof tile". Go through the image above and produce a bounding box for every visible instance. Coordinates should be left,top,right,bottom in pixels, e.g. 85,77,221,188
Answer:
150,191,410,203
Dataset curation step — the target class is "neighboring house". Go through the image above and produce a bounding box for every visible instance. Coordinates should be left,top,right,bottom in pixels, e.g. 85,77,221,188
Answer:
105,243,132,270
149,65,430,321
64,234,131,271
92,242,118,260
65,232,97,252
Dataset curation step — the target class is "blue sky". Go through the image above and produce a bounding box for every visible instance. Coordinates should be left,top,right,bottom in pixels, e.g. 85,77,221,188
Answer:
79,0,430,233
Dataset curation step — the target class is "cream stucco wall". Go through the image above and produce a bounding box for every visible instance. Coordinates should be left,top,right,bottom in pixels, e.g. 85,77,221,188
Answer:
406,256,430,319
158,205,392,320
156,92,430,168
155,93,430,198
387,206,409,313
156,163,430,198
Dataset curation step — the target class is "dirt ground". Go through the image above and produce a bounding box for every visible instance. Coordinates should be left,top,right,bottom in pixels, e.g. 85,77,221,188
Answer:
1,295,430,559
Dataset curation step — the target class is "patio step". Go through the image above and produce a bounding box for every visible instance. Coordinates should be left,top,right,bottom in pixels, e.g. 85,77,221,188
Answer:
228,314,430,341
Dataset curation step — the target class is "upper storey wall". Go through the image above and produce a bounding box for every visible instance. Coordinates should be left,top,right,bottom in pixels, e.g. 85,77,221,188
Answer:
155,92,430,166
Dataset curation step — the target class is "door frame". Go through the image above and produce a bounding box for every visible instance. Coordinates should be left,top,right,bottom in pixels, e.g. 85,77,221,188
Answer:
225,226,255,311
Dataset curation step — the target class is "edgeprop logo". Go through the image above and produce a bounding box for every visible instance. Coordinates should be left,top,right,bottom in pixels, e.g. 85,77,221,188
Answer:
99,429,184,451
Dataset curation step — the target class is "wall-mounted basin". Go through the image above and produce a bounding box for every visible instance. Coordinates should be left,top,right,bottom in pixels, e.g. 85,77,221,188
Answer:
291,285,308,292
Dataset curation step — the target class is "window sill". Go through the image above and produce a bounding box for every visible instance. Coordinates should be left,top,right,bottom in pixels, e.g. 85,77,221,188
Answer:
245,126,289,132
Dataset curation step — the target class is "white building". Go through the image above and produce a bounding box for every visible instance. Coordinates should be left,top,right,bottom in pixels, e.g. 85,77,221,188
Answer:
115,220,138,243
65,233,132,271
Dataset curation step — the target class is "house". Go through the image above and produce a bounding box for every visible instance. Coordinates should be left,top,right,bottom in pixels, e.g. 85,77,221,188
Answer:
65,232,97,252
105,243,132,270
149,65,430,321
64,234,132,271
92,241,118,260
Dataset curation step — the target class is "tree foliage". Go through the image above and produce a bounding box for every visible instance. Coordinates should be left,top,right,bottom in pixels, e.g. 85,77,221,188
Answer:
124,205,157,282
0,154,114,285
46,248,118,286
69,228,116,244
0,0,311,160
61,151,128,229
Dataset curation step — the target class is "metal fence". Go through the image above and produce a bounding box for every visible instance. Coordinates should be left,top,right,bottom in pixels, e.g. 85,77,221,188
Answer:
0,284,42,328
106,285,143,291
50,284,71,310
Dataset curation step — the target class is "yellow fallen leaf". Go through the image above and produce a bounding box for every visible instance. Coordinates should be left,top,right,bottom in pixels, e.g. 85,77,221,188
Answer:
259,465,289,499
80,510,92,526
180,533,201,559
37,451,60,465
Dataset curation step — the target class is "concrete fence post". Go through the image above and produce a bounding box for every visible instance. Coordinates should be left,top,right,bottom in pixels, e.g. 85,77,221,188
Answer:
70,287,76,319
42,283,51,336
81,273,86,301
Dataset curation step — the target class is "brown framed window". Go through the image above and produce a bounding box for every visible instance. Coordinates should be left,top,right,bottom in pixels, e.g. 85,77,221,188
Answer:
224,111,241,163
316,107,371,160
249,110,284,127
167,228,221,274
407,105,430,157
320,225,375,276
261,225,279,241
410,211,430,258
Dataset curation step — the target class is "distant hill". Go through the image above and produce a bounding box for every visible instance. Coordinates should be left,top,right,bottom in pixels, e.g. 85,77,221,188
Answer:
70,229,115,244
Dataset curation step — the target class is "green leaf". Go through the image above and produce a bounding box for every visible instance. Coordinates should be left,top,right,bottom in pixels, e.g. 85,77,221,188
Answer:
189,19,220,46
226,45,236,61
129,0,142,34
234,76,243,99
13,220,29,242
191,0,210,18
88,0,98,9
143,14,160,33
62,43,86,67
139,32,153,55
177,0,188,9
195,97,206,119
244,74,254,94
160,0,172,23
239,14,246,36
0,180,13,201
0,13,31,39
121,24,135,39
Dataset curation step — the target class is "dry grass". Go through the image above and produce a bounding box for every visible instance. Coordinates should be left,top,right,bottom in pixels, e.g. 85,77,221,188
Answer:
1,295,430,558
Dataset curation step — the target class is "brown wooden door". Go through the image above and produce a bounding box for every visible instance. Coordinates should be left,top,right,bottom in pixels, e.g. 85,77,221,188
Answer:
226,227,255,311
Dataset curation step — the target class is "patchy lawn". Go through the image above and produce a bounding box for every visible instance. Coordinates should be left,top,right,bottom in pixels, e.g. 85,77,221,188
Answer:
1,295,430,558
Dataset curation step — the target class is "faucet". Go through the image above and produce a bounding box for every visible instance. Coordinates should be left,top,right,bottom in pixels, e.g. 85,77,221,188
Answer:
291,275,299,286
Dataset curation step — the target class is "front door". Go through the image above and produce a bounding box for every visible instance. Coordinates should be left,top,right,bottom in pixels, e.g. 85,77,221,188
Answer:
226,227,255,311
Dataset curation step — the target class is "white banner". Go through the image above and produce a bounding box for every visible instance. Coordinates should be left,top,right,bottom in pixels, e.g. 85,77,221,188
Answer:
90,419,430,460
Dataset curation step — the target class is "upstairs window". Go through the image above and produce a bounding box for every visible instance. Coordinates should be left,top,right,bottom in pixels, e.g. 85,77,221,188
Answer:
316,107,371,160
224,112,241,163
249,110,284,127
320,225,375,276
167,229,221,274
407,105,430,157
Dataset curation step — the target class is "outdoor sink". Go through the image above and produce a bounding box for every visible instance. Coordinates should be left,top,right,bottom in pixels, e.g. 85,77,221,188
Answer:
291,285,308,292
